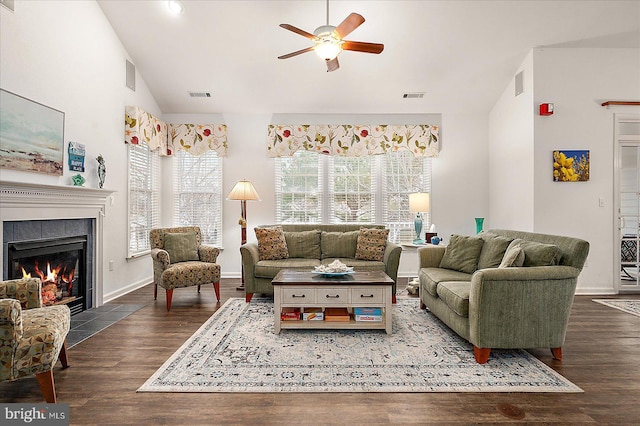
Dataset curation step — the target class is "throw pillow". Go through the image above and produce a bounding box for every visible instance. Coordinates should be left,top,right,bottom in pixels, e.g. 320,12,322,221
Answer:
507,239,561,266
320,231,359,259
498,244,525,268
255,227,289,261
355,228,390,262
284,230,321,259
164,232,199,263
477,233,513,269
439,234,485,274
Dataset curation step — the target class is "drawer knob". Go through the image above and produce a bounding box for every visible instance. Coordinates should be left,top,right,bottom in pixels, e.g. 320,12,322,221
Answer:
292,294,306,298
360,294,374,298
325,294,340,298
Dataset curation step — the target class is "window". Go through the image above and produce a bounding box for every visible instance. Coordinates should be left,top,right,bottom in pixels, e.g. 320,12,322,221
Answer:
173,150,223,246
275,150,432,242
128,142,160,257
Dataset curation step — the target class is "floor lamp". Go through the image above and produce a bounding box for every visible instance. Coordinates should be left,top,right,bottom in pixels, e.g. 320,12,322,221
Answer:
227,180,261,291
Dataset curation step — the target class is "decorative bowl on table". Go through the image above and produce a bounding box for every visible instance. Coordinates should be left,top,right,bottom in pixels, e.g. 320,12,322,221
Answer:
312,260,354,276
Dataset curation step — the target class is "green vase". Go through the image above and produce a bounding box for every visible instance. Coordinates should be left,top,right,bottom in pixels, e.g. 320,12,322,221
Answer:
475,217,484,234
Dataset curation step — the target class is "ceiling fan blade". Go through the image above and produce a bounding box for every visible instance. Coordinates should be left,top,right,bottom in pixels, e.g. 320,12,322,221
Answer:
334,13,365,39
279,24,317,40
278,46,315,60
342,40,384,54
326,58,340,72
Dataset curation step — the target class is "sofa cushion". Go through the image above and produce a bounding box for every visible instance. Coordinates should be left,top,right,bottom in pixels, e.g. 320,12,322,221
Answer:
436,281,471,318
419,267,472,297
499,244,525,268
355,228,389,261
255,227,289,261
439,235,485,274
321,231,359,259
477,233,512,269
507,239,561,266
284,230,321,258
322,258,385,272
254,259,321,279
164,232,199,263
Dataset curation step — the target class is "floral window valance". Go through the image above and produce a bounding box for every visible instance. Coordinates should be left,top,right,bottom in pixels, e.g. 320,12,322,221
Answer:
267,124,439,158
124,106,227,157
168,124,228,157
125,106,168,155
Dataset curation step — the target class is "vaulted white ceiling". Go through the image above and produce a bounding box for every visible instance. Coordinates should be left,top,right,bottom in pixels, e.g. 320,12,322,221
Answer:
97,0,640,115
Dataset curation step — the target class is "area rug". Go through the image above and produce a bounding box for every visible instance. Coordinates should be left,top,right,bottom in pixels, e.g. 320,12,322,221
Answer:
138,298,581,393
592,299,640,317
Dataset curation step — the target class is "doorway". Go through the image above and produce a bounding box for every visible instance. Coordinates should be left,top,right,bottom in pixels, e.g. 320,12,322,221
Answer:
616,114,640,293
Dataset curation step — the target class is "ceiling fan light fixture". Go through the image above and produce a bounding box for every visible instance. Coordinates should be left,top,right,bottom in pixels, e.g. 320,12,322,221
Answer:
315,40,342,60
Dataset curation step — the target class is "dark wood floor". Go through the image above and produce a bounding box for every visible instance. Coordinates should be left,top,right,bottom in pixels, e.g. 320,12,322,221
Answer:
2,278,639,424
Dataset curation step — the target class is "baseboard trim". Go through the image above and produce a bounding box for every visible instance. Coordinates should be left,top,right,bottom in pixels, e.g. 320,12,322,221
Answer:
103,277,151,304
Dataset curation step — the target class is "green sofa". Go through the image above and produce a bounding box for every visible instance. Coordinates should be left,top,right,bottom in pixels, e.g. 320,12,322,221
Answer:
240,224,402,303
418,229,589,364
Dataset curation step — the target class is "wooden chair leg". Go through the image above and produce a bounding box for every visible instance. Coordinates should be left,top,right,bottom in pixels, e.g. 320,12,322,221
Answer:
197,285,201,293
245,292,253,303
58,340,69,369
213,281,220,301
35,370,56,403
551,347,563,361
420,300,426,309
392,294,397,304
473,346,491,364
154,283,158,300
165,289,174,311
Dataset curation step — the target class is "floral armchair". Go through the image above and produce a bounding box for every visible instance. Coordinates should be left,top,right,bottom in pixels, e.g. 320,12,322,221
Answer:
150,226,221,311
0,277,70,403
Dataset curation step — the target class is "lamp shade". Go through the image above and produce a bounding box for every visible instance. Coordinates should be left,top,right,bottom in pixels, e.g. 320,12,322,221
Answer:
227,180,260,201
409,192,430,213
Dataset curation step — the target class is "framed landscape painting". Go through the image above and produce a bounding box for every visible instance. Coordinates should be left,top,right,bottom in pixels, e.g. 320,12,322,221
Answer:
0,89,65,176
553,149,589,182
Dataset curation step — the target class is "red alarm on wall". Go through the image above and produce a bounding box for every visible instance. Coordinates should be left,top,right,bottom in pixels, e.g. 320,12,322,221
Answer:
540,103,554,116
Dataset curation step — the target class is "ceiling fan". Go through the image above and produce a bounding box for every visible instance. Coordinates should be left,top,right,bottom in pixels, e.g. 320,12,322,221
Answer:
277,0,384,72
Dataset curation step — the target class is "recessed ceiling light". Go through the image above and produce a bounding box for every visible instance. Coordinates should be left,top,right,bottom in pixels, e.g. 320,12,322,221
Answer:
167,0,184,15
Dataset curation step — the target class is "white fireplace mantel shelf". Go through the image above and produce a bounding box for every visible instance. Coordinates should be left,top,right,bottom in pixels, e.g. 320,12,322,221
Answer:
1,180,115,307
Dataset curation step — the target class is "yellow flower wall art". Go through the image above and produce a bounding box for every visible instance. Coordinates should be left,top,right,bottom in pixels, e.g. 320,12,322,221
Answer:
553,150,590,182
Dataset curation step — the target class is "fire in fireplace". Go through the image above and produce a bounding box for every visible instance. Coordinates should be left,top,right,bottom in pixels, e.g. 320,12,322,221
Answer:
7,236,87,315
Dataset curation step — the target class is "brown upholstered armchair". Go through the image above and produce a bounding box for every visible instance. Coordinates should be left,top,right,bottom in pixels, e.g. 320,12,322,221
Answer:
150,226,221,311
0,277,70,403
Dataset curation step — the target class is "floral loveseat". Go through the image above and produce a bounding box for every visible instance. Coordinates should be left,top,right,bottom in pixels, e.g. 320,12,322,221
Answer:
240,224,402,302
418,229,589,364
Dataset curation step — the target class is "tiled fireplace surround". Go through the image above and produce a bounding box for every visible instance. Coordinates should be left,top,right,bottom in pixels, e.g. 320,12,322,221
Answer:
1,181,113,309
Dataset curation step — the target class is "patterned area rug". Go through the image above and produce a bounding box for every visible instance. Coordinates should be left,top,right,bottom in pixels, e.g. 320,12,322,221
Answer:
592,299,640,317
138,298,581,393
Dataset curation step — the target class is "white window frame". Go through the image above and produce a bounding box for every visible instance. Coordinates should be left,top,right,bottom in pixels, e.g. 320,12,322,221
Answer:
275,151,432,242
172,150,223,247
127,142,160,258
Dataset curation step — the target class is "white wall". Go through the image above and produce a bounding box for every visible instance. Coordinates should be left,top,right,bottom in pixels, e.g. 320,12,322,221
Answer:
0,0,162,301
532,47,640,294
488,50,535,231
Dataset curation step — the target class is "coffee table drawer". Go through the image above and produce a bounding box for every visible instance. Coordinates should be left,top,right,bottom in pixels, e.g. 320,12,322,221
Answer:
317,287,350,304
282,288,315,303
351,287,385,303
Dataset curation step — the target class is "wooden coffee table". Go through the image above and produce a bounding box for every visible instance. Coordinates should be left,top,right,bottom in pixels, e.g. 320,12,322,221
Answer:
272,270,394,334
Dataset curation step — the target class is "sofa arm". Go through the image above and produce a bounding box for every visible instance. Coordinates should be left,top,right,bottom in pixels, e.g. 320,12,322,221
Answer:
151,248,170,268
418,245,446,268
240,243,261,292
0,299,22,380
382,242,402,283
468,266,580,349
0,278,43,309
199,245,220,263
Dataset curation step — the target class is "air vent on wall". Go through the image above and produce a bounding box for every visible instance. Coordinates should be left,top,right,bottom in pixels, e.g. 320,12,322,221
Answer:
189,92,212,98
403,92,425,99
125,60,136,91
515,71,524,96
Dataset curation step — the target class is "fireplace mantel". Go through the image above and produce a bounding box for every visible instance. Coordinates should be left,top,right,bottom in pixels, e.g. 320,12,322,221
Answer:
0,181,115,306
